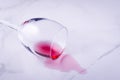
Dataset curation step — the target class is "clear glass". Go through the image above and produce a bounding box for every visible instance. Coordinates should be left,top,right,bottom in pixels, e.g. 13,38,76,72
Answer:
18,18,68,60
0,18,68,60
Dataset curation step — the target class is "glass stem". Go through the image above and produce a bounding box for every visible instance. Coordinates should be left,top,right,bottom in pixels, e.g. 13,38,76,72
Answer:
0,20,18,31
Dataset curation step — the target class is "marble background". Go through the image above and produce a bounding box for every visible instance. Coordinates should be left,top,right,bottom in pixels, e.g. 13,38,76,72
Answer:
0,0,120,80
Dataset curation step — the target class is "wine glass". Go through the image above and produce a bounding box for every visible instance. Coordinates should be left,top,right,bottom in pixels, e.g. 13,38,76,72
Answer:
0,18,68,60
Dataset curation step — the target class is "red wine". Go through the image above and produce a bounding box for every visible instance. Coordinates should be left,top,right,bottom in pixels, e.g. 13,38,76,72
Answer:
34,42,62,60
44,54,87,74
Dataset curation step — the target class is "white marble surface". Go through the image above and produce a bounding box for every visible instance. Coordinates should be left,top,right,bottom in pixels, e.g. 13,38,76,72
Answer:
0,0,120,80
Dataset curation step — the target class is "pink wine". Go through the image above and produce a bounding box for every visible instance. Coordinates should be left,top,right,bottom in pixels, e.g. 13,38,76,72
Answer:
34,41,62,60
44,54,87,74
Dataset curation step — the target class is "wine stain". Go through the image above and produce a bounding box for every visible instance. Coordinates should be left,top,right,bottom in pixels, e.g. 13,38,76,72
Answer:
24,41,86,74
44,54,87,74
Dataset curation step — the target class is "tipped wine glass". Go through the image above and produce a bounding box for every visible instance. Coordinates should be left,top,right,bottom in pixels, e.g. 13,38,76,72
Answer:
0,18,68,60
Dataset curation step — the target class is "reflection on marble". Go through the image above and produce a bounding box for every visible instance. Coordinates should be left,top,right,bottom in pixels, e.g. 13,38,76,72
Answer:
0,0,120,80
0,63,19,76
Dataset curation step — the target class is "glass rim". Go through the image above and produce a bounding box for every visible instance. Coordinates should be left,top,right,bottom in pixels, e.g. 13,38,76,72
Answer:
50,24,68,60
